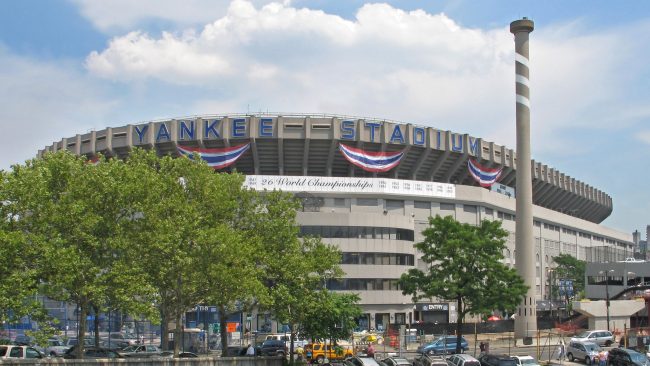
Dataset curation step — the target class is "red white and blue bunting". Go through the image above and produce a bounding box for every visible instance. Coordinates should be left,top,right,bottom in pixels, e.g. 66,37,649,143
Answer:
467,158,502,188
339,144,405,173
177,143,250,170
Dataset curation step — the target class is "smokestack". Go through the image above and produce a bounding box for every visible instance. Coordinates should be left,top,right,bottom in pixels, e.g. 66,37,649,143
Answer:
510,18,537,342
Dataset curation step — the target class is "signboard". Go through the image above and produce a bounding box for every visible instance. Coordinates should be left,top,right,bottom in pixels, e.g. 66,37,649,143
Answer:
244,175,456,199
491,183,515,198
416,303,449,312
226,322,238,333
558,279,574,298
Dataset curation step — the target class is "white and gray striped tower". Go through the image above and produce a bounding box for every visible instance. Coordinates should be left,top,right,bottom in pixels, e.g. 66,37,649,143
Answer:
510,17,537,341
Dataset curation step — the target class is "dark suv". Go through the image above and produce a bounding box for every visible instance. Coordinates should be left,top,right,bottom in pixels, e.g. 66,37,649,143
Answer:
416,336,469,355
608,348,650,366
260,339,288,357
478,354,518,366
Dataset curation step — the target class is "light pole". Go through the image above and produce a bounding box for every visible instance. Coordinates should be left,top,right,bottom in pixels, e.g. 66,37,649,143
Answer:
599,269,615,331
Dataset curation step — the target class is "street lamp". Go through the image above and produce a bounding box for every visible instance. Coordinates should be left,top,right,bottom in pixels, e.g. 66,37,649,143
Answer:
599,269,615,332
547,267,556,320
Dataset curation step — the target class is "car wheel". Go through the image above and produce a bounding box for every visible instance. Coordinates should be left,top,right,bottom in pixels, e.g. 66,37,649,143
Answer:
585,357,591,365
567,353,574,362
317,355,325,364
277,351,285,358
50,352,57,357
605,340,612,346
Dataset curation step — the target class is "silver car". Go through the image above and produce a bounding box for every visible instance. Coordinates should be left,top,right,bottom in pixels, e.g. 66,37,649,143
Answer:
566,341,602,364
571,330,615,347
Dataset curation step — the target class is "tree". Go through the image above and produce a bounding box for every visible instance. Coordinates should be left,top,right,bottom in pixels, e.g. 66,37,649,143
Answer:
552,254,586,310
399,215,528,354
1,151,156,358
263,233,344,364
300,291,362,345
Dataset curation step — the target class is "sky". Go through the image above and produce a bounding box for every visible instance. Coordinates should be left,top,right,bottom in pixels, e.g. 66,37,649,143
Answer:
0,0,648,236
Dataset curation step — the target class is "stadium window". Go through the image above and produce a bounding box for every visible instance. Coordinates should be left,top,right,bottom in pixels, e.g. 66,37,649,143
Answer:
534,220,541,227
357,198,378,206
440,203,455,211
386,199,404,209
414,201,430,209
334,198,346,207
463,205,477,213
484,207,494,215
361,253,375,265
498,211,505,219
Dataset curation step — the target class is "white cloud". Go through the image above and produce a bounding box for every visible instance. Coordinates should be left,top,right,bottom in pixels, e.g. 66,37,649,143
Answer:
70,0,282,32
0,47,115,170
636,131,650,145
83,1,650,157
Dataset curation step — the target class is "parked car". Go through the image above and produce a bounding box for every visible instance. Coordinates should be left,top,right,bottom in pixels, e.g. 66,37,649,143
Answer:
571,330,615,347
382,356,412,366
608,348,650,366
447,354,481,366
65,338,103,347
260,339,288,357
346,356,383,366
413,354,448,366
619,335,650,357
511,355,541,366
567,341,602,364
305,343,354,363
102,333,139,348
478,354,518,366
13,335,34,345
63,346,123,359
119,344,162,358
158,351,198,358
45,338,70,357
416,336,469,355
0,345,45,359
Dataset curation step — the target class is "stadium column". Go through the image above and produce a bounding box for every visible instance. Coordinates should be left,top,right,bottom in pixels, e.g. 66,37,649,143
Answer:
510,18,537,341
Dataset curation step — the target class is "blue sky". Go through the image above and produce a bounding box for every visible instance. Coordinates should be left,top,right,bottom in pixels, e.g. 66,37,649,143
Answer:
0,0,648,236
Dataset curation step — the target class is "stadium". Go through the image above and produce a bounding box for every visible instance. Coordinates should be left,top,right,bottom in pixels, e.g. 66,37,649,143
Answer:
39,113,634,331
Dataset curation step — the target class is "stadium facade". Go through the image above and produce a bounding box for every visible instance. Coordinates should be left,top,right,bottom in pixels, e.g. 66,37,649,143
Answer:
40,114,634,331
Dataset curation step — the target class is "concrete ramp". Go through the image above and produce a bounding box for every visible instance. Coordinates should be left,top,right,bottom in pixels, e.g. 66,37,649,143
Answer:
573,299,646,330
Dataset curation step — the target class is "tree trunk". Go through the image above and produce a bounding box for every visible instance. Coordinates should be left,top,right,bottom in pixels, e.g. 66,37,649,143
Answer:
289,324,295,365
455,296,464,354
219,306,229,357
160,305,169,351
77,302,88,359
174,310,182,356
93,305,100,348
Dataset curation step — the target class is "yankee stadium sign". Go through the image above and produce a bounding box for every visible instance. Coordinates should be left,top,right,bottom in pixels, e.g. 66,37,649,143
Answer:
130,116,482,155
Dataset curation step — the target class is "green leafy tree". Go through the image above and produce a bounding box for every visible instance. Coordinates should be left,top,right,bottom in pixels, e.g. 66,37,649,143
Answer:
399,215,528,354
301,290,361,347
123,149,222,355
264,232,344,364
1,152,156,357
551,254,586,310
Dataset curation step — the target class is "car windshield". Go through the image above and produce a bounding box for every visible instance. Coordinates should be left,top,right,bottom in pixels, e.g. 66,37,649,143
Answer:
49,340,64,346
585,344,601,352
575,332,590,338
630,353,648,363
122,346,138,352
520,358,538,365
